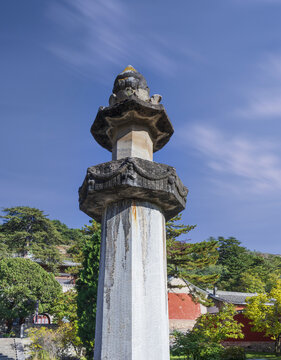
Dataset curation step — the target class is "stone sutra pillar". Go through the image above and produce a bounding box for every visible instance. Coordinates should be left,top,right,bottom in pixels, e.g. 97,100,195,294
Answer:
79,66,188,360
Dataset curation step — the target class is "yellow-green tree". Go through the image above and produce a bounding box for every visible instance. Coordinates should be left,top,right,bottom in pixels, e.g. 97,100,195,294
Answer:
194,304,244,342
171,304,244,359
245,280,281,354
50,290,83,357
237,270,266,293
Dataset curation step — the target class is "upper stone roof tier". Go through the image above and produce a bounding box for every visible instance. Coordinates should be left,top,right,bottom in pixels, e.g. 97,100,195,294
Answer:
91,66,174,153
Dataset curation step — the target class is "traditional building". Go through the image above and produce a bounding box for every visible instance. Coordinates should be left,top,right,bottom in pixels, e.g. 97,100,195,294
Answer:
209,289,274,351
168,281,275,351
54,260,79,293
168,278,208,332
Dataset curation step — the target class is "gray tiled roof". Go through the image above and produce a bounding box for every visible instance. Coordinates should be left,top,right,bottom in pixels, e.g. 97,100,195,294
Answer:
208,290,258,305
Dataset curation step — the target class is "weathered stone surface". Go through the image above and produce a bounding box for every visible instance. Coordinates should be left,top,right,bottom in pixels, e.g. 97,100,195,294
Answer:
94,200,170,360
112,124,153,161
110,65,150,105
79,157,188,222
109,65,162,106
91,97,174,153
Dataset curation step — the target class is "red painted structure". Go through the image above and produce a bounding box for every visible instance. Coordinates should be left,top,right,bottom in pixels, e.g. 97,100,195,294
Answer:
168,283,275,349
168,293,201,320
227,312,273,343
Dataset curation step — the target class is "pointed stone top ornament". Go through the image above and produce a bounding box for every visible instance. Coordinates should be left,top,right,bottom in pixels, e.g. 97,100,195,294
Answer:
120,64,137,72
110,64,151,105
91,65,174,154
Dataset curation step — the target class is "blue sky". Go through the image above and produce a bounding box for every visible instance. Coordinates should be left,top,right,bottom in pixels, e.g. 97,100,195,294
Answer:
1,0,281,253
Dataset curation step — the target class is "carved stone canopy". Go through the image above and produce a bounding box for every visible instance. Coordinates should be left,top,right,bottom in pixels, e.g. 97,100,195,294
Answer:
79,157,188,222
91,98,174,154
90,66,174,154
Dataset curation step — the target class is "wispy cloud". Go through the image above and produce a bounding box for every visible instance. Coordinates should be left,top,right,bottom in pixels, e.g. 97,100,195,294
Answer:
180,124,281,193
236,53,281,119
46,0,186,79
238,94,281,119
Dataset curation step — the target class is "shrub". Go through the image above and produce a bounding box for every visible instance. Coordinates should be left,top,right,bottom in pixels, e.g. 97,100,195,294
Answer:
29,327,58,360
171,331,224,360
28,325,84,360
222,346,246,360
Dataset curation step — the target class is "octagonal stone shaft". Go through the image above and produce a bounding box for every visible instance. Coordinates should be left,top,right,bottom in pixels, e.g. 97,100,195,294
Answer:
112,124,153,161
94,200,170,360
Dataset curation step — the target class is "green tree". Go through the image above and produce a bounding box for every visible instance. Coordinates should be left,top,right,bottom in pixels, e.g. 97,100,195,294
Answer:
265,272,281,293
167,215,219,289
50,290,84,357
171,304,244,359
29,323,83,359
245,280,281,354
236,270,266,293
171,330,223,360
251,254,281,293
0,240,11,259
0,207,62,271
51,289,78,325
215,237,281,292
76,220,101,360
0,257,61,333
52,219,85,247
216,237,252,291
194,304,244,342
51,219,86,275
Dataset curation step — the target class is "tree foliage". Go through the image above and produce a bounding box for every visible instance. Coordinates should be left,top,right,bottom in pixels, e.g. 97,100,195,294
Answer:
76,220,101,360
51,289,78,325
215,237,281,292
49,290,83,357
51,219,84,246
194,304,244,343
167,215,219,289
171,304,244,360
29,323,83,359
0,257,61,332
237,270,266,293
215,237,252,291
0,207,62,271
245,280,281,354
171,330,224,360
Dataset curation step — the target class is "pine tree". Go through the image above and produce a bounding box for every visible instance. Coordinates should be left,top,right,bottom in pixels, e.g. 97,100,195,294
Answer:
167,215,219,289
0,206,62,272
216,237,253,291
